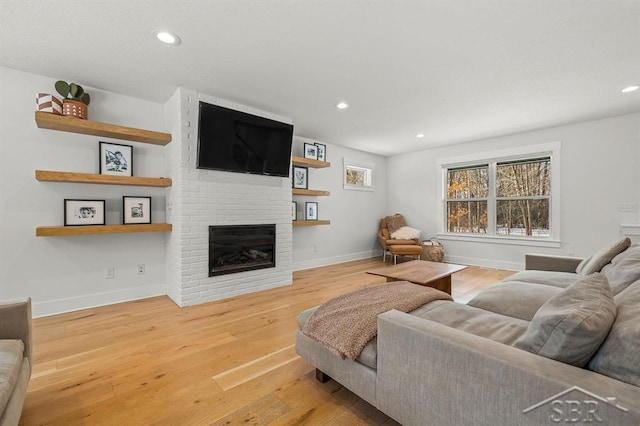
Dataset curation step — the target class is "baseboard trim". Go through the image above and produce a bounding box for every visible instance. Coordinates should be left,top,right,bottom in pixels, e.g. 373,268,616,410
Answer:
292,250,381,271
32,284,166,318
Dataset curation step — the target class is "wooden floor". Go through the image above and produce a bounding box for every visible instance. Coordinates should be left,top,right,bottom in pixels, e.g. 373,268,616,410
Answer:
21,258,513,425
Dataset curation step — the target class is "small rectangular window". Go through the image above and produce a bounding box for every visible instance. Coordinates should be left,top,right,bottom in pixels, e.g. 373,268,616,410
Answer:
344,159,375,191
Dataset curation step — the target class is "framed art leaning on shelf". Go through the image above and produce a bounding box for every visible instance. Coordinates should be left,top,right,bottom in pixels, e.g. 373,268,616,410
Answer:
64,199,105,226
100,141,133,176
123,196,151,224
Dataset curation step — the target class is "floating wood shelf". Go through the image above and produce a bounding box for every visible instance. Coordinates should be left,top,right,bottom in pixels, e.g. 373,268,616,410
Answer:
36,170,172,187
293,220,331,227
292,156,331,168
35,112,172,145
292,188,330,196
36,223,172,237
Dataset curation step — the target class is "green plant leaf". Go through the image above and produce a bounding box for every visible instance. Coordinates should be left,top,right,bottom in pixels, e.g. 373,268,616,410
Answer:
55,80,69,98
69,83,78,98
74,86,84,99
81,93,91,105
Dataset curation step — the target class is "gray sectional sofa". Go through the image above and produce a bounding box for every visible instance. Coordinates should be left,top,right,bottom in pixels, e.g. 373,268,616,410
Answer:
296,241,640,425
0,298,32,426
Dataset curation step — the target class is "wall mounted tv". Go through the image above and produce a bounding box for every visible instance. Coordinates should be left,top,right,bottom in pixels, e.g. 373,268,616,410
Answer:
197,101,294,177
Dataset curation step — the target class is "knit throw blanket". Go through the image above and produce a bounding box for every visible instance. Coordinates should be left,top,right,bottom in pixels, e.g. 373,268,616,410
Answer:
302,281,453,360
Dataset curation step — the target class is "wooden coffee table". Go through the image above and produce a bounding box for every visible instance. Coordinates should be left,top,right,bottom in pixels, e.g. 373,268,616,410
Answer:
366,260,467,294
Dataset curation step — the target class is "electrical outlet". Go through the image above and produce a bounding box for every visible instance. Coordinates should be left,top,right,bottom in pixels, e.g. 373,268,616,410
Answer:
106,268,115,279
138,264,145,275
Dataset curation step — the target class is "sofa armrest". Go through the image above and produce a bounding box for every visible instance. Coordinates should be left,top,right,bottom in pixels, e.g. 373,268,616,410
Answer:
0,298,33,363
376,310,640,426
525,253,583,272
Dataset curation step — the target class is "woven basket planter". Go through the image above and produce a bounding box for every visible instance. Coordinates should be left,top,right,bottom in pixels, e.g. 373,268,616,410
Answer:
62,99,88,119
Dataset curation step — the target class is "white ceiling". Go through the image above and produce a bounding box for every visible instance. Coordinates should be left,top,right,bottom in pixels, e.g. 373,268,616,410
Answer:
1,0,639,156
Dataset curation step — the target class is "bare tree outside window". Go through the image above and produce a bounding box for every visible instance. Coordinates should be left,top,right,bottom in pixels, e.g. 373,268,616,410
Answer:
446,166,489,233
496,158,550,236
446,157,551,237
346,167,366,186
343,159,375,191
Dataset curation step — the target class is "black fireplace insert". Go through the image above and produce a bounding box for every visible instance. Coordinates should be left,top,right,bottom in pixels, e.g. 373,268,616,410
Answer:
209,224,276,277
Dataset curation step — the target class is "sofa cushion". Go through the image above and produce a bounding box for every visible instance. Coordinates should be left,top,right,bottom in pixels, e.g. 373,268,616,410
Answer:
467,281,564,321
601,245,640,295
514,273,616,367
410,300,529,345
587,279,640,386
0,339,24,414
575,237,631,276
298,299,530,370
502,270,581,289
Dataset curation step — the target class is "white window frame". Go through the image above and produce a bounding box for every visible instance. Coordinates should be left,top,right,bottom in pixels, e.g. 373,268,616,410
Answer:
437,141,561,248
343,158,375,191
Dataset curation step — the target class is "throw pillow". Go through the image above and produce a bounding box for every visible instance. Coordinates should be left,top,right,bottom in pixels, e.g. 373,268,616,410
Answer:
385,214,405,235
575,237,631,275
588,280,640,386
514,273,616,367
391,226,421,240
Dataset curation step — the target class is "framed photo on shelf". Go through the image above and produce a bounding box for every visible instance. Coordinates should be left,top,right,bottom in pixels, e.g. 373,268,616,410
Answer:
123,196,151,224
292,166,308,189
99,141,133,176
303,143,318,160
315,143,326,162
64,199,105,226
292,201,297,221
305,202,318,221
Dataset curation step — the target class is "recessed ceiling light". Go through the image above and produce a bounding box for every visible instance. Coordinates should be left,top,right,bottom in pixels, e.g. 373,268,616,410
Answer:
416,133,425,138
336,102,349,109
622,85,639,93
156,31,181,46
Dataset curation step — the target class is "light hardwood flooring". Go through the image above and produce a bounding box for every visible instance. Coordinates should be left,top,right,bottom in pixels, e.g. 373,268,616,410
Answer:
21,258,513,425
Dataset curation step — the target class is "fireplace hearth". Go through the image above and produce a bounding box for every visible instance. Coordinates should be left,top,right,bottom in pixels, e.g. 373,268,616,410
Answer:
209,224,276,276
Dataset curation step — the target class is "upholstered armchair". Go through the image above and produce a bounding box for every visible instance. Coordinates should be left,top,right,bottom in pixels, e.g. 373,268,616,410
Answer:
377,214,420,262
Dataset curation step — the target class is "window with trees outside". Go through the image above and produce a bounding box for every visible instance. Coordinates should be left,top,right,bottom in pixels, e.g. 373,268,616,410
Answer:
446,156,551,238
343,158,375,191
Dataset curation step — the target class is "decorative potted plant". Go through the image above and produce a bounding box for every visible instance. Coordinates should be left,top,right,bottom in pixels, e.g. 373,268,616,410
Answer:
55,80,91,119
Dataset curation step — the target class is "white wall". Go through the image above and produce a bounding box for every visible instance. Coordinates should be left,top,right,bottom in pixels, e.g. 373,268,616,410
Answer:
388,113,640,270
0,67,168,317
292,137,388,270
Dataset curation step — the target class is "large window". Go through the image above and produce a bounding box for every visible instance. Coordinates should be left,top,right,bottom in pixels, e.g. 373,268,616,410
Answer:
443,147,557,241
446,165,489,233
495,158,550,237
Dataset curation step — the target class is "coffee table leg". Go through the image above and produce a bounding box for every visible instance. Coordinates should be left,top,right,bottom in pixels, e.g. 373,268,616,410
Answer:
431,276,452,294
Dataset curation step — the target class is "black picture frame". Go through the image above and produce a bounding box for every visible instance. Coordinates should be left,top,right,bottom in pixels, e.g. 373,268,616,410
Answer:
315,143,327,162
305,202,318,220
123,196,151,224
64,199,106,226
292,166,308,189
292,201,297,221
99,141,133,176
303,143,318,160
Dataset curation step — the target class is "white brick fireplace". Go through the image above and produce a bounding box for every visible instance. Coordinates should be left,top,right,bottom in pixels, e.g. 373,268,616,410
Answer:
164,88,293,307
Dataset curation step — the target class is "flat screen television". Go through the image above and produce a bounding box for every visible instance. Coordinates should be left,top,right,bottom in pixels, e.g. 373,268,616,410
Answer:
197,101,293,177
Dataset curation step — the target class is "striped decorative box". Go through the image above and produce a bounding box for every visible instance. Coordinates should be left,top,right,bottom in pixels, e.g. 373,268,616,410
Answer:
36,93,63,114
